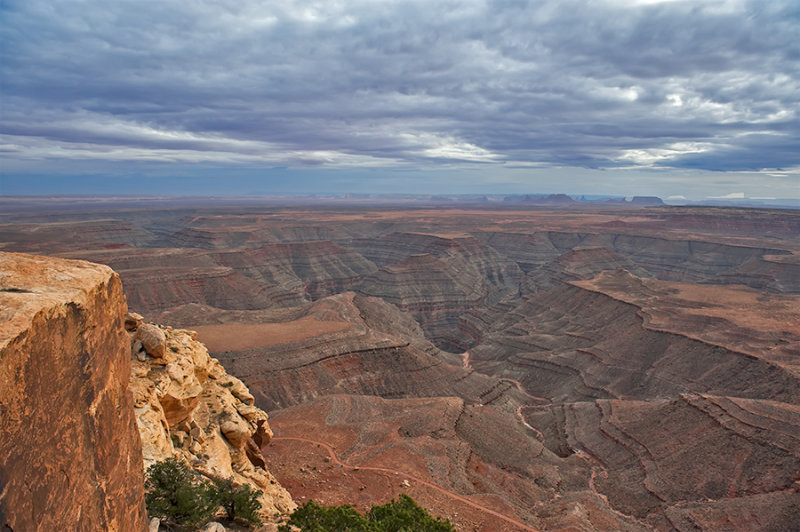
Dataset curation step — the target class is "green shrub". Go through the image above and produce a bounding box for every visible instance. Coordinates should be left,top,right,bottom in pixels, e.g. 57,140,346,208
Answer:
144,458,217,530
211,476,263,526
369,494,455,532
278,494,455,532
278,500,372,532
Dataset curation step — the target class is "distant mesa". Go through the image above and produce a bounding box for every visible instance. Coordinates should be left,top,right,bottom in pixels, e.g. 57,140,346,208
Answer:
630,195,665,205
503,193,577,204
500,193,664,205
541,193,576,204
605,195,665,205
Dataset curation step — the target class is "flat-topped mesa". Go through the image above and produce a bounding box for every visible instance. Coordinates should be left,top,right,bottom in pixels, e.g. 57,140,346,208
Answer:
629,195,664,206
126,317,295,520
0,252,147,531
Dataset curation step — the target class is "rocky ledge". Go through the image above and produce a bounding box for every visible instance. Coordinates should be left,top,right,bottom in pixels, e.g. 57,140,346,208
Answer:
125,314,295,521
0,251,294,531
0,252,147,531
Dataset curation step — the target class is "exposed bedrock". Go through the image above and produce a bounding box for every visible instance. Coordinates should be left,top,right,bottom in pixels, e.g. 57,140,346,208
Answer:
210,240,378,299
470,281,800,404
127,321,295,518
0,219,157,253
606,234,793,285
53,247,306,314
165,218,357,249
121,266,303,314
351,232,522,293
524,394,800,530
351,233,522,350
200,293,523,413
475,230,792,287
472,231,564,271
62,241,379,314
355,254,487,351
0,252,147,531
267,394,648,532
572,269,800,377
523,246,651,294
714,254,800,293
634,209,800,238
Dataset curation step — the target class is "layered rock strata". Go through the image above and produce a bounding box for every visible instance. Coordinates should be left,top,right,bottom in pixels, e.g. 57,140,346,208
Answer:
0,219,156,254
525,394,800,530
470,276,800,404
126,318,295,519
0,252,147,532
210,241,378,299
352,233,521,350
476,230,791,286
198,292,519,412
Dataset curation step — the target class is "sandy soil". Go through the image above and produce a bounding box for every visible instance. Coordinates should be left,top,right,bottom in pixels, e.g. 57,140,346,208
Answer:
190,318,351,352
575,274,800,334
264,403,539,532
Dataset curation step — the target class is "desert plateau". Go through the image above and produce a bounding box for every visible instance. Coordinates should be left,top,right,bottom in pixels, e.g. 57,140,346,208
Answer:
3,0,798,529
1,197,798,531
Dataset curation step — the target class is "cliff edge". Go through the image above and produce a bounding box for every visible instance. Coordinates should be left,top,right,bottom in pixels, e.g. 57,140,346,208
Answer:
126,316,295,521
0,251,294,530
0,252,148,531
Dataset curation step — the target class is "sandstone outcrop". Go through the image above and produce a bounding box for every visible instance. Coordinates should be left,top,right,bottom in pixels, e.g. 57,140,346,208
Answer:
126,319,295,519
0,252,147,531
136,323,166,358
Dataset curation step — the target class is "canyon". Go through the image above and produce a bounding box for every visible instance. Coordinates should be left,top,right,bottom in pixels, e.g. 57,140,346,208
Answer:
1,199,798,530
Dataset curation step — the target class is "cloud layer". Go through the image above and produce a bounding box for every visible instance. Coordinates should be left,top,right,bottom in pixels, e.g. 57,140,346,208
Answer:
1,0,798,194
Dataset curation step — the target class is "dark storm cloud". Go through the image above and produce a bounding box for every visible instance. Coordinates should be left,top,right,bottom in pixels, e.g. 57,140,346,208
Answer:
1,0,798,180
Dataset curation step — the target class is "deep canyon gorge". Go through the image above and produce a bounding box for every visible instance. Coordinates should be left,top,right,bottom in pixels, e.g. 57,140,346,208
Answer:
2,198,799,531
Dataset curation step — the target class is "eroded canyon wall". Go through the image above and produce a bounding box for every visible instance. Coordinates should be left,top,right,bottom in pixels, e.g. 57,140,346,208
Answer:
0,252,147,532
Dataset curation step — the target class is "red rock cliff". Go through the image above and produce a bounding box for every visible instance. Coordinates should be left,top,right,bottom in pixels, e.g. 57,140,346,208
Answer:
0,252,147,531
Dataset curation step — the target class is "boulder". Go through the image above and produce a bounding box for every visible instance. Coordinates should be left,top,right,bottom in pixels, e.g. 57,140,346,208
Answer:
220,419,250,448
125,312,144,331
136,323,167,358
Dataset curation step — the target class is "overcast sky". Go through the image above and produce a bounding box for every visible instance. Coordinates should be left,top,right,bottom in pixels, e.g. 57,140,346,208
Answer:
1,0,798,199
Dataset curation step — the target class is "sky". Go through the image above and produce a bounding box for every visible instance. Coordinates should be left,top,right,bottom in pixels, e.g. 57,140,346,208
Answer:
1,0,798,199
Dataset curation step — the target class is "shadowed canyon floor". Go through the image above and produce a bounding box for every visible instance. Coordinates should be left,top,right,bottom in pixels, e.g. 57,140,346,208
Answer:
2,200,799,530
